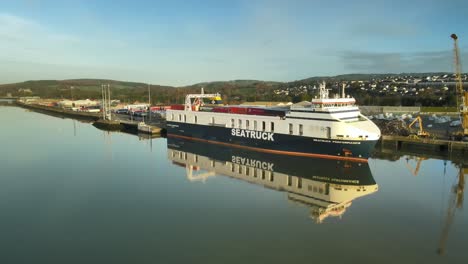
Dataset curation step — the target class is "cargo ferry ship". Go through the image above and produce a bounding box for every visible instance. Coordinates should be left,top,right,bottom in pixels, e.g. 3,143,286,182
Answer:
166,82,381,162
167,137,378,223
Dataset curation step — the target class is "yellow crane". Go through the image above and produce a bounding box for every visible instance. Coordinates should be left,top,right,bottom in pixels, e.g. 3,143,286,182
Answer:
408,116,430,138
451,34,468,139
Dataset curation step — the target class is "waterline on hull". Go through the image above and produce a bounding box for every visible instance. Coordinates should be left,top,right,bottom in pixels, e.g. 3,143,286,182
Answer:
167,133,369,163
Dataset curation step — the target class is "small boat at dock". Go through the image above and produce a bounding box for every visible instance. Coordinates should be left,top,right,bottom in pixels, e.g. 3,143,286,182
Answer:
138,122,161,134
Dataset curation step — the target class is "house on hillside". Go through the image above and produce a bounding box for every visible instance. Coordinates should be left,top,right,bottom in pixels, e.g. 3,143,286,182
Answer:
58,99,99,108
18,88,32,94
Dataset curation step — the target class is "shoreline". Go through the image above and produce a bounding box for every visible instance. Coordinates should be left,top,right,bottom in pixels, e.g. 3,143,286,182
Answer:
9,102,468,163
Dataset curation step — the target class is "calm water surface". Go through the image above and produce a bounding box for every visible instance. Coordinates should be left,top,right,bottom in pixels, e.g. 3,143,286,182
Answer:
0,106,467,264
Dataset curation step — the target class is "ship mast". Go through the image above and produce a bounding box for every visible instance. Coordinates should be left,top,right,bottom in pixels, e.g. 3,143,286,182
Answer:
318,81,330,99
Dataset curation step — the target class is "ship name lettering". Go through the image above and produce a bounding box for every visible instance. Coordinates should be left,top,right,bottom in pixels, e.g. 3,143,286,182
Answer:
231,128,274,141
313,139,331,143
231,156,274,171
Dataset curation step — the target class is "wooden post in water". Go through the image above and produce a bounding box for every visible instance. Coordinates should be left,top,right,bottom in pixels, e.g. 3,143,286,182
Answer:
148,83,151,123
107,84,111,121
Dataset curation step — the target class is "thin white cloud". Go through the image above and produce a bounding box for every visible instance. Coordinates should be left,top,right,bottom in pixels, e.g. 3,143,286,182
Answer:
340,49,468,73
0,13,81,64
0,13,38,40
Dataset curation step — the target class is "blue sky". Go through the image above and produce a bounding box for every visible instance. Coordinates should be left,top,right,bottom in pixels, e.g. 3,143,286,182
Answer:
1,0,468,86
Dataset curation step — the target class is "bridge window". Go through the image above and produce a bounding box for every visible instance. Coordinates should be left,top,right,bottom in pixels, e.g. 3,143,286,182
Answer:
261,170,266,180
238,119,242,129
297,177,302,189
254,121,257,130
246,120,250,129
183,115,186,122
287,176,292,186
289,123,293,135
271,122,274,132
231,119,234,128
246,167,250,176
270,172,274,182
179,114,182,121
262,121,266,132
211,117,214,124
299,124,303,136
194,116,197,124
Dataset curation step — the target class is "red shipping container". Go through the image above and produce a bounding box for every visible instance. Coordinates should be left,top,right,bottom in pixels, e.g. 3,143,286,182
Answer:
170,104,185,110
228,107,248,114
213,107,230,113
247,108,266,115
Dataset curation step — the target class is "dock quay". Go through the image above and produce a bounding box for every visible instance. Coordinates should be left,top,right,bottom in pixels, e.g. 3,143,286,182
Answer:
15,102,166,135
16,102,101,121
380,135,468,157
374,143,468,164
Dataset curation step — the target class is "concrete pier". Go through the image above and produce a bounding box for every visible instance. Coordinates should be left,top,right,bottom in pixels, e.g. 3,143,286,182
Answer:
16,102,101,121
380,135,468,156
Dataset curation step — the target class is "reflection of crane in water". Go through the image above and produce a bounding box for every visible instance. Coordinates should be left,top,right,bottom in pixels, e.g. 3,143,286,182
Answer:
73,120,77,136
437,163,466,255
103,130,113,160
405,156,428,176
186,163,216,182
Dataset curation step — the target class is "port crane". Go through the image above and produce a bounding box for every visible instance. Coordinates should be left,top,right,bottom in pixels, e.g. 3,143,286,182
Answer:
437,164,466,255
184,88,222,111
408,116,430,137
451,34,468,139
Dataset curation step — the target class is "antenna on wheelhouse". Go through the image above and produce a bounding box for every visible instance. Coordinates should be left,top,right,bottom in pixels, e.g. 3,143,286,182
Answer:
342,83,346,98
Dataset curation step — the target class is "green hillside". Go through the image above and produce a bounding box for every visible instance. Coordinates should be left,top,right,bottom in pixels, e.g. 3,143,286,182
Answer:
0,78,283,104
0,72,461,105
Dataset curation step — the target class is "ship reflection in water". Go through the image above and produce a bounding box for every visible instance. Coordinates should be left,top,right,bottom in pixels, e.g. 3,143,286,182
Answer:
167,138,378,223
